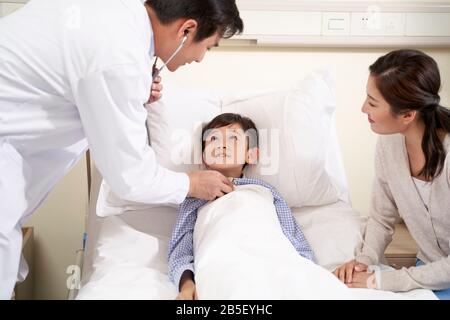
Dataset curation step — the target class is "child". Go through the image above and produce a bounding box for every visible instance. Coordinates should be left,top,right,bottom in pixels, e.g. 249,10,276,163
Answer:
168,113,314,300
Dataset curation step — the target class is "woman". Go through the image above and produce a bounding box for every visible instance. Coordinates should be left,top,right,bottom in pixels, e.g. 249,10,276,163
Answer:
334,49,450,299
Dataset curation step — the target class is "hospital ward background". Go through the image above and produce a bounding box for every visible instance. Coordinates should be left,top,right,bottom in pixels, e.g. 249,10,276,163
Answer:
1,0,449,300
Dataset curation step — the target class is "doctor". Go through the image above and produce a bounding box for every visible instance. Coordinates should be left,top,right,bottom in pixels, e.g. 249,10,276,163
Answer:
0,0,243,299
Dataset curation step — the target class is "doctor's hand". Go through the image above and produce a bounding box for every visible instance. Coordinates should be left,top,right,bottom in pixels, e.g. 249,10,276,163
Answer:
187,171,234,201
333,259,368,284
148,76,163,103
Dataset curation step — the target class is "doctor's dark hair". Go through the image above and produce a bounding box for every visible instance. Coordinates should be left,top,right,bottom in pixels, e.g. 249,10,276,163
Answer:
370,49,450,180
201,113,258,152
145,0,243,42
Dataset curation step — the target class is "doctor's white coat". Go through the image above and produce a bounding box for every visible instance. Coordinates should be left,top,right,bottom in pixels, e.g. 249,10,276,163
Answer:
0,0,189,299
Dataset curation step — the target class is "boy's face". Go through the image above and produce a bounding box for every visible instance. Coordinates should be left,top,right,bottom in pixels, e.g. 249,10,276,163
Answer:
203,123,257,173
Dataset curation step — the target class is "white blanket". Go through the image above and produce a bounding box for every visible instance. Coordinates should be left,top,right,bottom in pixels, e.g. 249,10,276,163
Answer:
77,187,436,300
193,184,354,299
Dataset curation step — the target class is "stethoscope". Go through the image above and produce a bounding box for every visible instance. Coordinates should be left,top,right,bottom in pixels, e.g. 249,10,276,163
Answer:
151,31,189,80
145,31,189,145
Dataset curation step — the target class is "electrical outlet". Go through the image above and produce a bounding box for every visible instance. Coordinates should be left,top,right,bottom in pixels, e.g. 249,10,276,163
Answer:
351,12,405,36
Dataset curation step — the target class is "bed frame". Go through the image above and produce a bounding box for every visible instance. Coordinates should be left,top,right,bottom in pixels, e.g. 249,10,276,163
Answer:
67,154,103,299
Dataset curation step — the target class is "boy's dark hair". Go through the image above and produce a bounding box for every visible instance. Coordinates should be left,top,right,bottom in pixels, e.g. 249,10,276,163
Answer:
202,113,258,152
145,0,243,42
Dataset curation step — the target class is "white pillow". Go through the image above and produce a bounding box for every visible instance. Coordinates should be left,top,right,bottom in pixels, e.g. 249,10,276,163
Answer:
147,69,348,207
222,70,343,206
146,88,222,173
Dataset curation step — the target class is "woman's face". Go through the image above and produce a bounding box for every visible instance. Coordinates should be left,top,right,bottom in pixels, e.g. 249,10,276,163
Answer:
361,75,409,134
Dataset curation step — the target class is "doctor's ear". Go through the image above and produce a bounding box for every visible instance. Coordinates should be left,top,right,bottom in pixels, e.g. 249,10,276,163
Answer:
178,19,197,41
246,148,259,165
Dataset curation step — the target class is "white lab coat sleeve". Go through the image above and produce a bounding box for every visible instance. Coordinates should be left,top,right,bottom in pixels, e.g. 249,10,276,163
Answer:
73,63,189,206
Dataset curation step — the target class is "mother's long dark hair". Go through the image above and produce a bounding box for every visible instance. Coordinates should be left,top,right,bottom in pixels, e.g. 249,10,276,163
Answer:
370,49,450,180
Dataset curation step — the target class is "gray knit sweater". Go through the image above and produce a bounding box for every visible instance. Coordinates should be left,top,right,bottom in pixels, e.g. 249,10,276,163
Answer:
356,133,450,292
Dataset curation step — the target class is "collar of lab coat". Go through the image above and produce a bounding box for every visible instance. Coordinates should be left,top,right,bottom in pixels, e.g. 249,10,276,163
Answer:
148,26,155,57
119,0,154,57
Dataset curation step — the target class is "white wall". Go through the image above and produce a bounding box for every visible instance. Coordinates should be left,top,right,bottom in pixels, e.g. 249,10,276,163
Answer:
162,46,450,216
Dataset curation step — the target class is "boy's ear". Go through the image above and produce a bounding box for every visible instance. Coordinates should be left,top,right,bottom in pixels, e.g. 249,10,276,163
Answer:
201,152,211,170
201,153,208,167
246,147,259,165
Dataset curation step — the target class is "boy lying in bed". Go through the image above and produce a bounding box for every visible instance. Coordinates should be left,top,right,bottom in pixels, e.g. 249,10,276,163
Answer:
168,113,315,300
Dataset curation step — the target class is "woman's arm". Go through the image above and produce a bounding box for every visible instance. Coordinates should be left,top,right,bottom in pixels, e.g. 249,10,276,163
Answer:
334,139,401,284
356,139,401,266
379,255,450,292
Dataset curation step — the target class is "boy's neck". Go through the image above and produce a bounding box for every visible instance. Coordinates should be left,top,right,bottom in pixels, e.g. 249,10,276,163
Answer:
214,167,244,179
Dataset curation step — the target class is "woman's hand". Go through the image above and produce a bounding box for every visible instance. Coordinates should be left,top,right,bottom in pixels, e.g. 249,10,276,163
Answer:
347,271,376,289
148,76,163,103
333,259,368,284
176,279,197,300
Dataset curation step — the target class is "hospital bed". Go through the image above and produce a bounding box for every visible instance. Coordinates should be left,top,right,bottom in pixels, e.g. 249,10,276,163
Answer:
75,72,437,299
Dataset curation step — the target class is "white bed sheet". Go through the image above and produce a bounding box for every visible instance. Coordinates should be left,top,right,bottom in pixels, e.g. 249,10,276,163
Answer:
77,200,436,300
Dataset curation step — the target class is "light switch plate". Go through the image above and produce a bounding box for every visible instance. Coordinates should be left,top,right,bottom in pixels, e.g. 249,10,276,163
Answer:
322,12,350,36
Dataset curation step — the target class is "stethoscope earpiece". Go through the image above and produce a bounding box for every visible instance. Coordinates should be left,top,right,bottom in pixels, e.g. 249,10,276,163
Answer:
182,30,188,44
